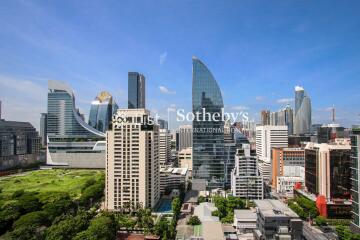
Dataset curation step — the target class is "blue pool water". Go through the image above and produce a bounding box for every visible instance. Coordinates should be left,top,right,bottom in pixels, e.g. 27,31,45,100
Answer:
154,199,172,213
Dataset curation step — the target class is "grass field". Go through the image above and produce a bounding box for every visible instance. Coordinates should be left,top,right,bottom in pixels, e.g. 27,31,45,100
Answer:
0,169,104,205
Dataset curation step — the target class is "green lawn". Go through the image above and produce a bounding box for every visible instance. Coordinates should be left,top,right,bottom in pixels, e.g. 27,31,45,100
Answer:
0,169,104,205
193,225,202,236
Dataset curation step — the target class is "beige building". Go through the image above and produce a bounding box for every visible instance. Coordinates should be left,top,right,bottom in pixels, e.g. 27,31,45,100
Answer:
159,128,171,168
105,109,160,211
178,147,192,173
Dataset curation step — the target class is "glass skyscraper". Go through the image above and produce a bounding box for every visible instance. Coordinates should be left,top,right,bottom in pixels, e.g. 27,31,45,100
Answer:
294,86,311,135
88,91,118,133
128,72,145,109
192,57,225,189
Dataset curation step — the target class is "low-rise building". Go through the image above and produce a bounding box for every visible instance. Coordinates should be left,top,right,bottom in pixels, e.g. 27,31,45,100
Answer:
159,167,188,195
233,209,257,234
276,176,304,197
254,199,303,240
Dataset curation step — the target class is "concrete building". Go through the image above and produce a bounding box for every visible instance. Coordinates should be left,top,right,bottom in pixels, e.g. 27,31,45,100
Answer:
260,110,270,126
179,125,192,151
305,141,351,201
350,127,360,232
276,176,304,196
40,113,47,146
178,147,192,172
0,119,42,170
105,109,160,210
233,209,257,234
256,125,288,181
159,167,188,195
271,147,305,189
254,199,303,240
231,144,263,200
159,128,171,168
47,80,106,168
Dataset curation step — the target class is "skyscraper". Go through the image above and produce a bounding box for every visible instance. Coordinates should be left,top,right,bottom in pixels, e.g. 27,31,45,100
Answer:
351,127,360,232
179,125,192,151
277,105,294,135
40,113,47,146
47,80,106,168
128,72,145,109
261,110,270,125
192,57,225,189
105,109,160,210
88,91,118,133
294,86,311,135
159,128,171,168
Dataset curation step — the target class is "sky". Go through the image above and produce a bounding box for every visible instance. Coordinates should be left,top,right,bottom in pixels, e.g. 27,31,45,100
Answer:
0,0,360,130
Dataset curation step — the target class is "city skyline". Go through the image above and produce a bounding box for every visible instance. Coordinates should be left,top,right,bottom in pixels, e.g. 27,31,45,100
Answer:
1,0,360,130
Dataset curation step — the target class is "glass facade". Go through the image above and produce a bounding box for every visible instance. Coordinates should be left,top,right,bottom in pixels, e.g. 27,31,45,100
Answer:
351,129,360,230
88,91,118,133
192,57,225,189
294,87,312,135
128,72,145,109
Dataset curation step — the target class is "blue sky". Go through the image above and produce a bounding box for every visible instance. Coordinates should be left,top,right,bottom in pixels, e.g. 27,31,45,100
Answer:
0,0,359,130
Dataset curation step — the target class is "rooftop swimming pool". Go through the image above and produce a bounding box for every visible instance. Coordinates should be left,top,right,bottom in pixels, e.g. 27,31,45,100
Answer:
154,199,172,213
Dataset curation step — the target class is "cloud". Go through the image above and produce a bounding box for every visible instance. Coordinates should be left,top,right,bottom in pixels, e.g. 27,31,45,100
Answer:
159,86,176,94
277,98,294,104
160,52,167,65
255,96,264,101
231,105,249,111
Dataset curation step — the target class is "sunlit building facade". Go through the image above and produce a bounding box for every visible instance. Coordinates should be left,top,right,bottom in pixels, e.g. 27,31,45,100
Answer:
294,86,311,135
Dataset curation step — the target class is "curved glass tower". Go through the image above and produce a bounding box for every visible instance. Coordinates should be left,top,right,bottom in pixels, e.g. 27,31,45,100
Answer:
192,57,225,189
294,86,312,135
89,91,118,133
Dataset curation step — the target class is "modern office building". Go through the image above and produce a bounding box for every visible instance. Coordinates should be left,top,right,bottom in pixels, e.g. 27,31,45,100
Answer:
272,105,294,135
128,72,145,109
179,125,192,151
294,86,312,135
0,100,2,120
271,147,305,188
159,167,188,195
40,113,47,146
159,128,171,168
231,144,263,200
157,119,168,130
88,91,118,133
256,125,288,181
254,200,303,240
47,80,106,168
178,147,192,172
351,127,360,232
305,141,351,200
260,110,270,126
105,109,160,210
224,121,237,189
317,123,346,143
0,119,42,170
192,57,225,189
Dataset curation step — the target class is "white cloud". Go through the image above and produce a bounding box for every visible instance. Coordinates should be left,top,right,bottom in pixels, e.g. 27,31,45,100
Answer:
277,98,294,104
231,105,249,111
159,86,176,94
160,52,167,65
295,85,304,91
255,96,264,101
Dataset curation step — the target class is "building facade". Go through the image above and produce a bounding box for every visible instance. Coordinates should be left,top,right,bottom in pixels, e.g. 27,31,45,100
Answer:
294,86,312,135
0,120,42,170
231,144,263,200
105,109,160,210
351,127,360,232
179,125,192,151
159,128,171,168
159,167,188,195
47,80,106,168
88,91,118,133
40,113,47,146
192,57,225,189
128,72,145,109
178,147,192,172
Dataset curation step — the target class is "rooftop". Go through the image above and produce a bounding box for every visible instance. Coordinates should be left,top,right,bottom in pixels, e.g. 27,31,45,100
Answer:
234,209,257,220
194,202,219,222
254,199,299,218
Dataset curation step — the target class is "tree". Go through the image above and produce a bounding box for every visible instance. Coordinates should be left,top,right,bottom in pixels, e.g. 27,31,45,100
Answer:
154,215,170,238
13,211,48,229
198,196,206,204
73,213,117,240
172,197,182,218
314,216,327,227
187,216,201,226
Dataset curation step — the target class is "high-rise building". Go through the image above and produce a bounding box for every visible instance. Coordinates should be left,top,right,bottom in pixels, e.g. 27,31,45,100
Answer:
178,147,192,173
157,119,168,130
0,100,2,120
88,91,118,133
305,141,351,200
224,121,237,188
351,127,360,232
47,80,106,168
277,105,294,135
128,72,145,109
256,125,288,181
192,57,225,189
316,123,345,143
40,113,47,146
260,110,270,125
105,109,160,210
231,144,263,199
0,119,42,170
271,147,305,192
294,86,311,135
179,125,192,151
159,128,171,168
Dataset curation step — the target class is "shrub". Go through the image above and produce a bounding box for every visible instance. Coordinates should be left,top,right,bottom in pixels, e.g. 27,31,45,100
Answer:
187,216,201,225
